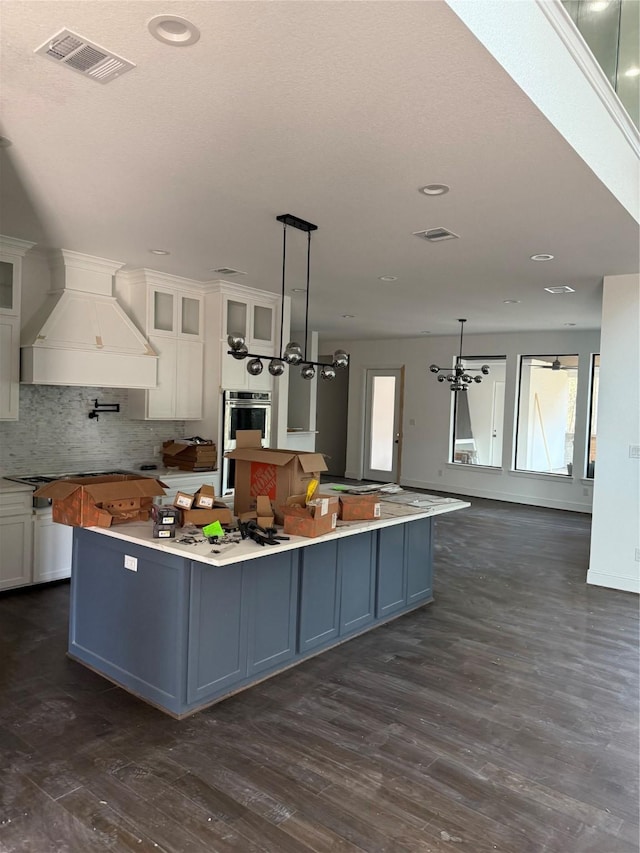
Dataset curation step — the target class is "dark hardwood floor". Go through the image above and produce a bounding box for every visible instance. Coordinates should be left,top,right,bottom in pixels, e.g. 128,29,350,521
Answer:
1,497,638,852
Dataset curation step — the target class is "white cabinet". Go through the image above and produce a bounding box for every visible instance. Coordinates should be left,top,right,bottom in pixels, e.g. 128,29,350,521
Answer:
207,283,281,392
0,236,36,420
0,488,33,590
33,509,73,583
117,269,206,420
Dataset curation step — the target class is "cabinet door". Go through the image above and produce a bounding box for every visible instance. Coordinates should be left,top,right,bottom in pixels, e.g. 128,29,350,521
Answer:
179,294,202,339
187,562,248,702
246,551,298,676
406,517,433,604
298,540,340,653
338,532,376,636
0,317,19,420
251,302,275,347
175,340,203,419
376,524,407,618
33,516,73,583
150,287,176,335
0,259,17,316
147,335,177,418
225,297,248,339
220,338,248,391
0,513,33,590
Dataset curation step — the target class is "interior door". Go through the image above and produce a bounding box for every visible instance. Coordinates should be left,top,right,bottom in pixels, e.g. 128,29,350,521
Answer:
363,368,403,482
490,381,505,467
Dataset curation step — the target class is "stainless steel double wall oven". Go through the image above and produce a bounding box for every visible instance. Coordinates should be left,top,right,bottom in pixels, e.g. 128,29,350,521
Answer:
221,390,272,494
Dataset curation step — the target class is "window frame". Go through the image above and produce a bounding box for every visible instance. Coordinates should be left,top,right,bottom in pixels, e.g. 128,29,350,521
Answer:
449,354,507,468
585,353,600,479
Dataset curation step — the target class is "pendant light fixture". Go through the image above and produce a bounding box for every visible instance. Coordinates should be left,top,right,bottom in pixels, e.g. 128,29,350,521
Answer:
227,213,349,381
429,319,489,391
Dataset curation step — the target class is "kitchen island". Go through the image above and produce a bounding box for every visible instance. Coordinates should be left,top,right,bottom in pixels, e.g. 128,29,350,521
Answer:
69,493,469,717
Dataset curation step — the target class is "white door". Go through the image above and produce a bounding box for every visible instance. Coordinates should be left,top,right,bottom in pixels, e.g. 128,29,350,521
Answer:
490,381,505,467
363,368,403,482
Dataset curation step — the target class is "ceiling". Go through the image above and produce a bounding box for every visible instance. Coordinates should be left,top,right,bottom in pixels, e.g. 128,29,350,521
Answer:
1,1,638,341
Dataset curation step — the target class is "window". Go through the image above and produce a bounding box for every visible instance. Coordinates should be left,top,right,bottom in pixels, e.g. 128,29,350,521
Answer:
586,354,599,479
451,357,506,467
515,355,578,476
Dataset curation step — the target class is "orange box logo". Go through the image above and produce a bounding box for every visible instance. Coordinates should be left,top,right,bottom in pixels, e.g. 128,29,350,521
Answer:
250,462,277,499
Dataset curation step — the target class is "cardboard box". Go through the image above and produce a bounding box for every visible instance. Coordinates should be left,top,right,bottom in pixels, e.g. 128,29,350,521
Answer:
163,440,217,471
226,430,327,521
239,495,274,528
178,504,233,527
281,493,339,538
153,523,176,539
338,493,382,521
193,484,216,509
174,491,195,509
33,475,167,528
151,505,178,526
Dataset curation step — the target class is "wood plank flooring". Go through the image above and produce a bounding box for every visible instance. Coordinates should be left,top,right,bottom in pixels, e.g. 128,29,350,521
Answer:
1,496,638,852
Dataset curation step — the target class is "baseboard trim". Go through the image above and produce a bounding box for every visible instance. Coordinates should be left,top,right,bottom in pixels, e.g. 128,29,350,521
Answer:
587,571,639,594
400,478,592,514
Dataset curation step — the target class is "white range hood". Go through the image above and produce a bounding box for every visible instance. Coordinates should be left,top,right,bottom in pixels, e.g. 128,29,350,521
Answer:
21,249,158,388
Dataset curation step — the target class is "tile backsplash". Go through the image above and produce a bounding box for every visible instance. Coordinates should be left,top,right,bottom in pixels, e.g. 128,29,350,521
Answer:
0,386,191,475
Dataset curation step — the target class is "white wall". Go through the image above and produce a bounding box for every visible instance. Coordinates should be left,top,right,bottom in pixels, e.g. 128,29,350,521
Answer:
323,329,600,512
588,274,640,593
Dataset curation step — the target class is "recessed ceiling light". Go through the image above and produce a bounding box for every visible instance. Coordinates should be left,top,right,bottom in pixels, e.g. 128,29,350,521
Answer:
564,322,577,326
545,285,575,294
341,314,355,319
530,253,554,261
378,275,398,282
503,299,521,304
148,15,200,46
419,184,450,196
0,136,12,148
149,248,170,255
291,288,306,293
624,67,640,78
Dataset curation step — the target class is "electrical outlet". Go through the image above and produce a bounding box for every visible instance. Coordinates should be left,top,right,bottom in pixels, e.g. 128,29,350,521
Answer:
153,445,160,455
438,469,443,477
124,555,138,572
629,445,640,459
583,487,590,496
635,548,640,563
409,418,416,426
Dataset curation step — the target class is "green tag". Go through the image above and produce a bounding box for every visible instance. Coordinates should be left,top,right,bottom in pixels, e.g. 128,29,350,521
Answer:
330,485,349,491
202,520,224,538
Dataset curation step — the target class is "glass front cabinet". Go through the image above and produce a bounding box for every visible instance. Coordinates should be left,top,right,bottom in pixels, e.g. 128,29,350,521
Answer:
0,236,36,421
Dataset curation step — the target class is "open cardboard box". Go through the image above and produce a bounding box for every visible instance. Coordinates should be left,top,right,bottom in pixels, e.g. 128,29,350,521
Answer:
338,493,382,521
225,430,328,523
33,474,167,528
239,495,275,528
281,492,339,538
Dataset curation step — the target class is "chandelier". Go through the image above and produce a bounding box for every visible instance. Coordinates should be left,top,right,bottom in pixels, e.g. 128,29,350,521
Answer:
227,213,349,381
429,319,489,391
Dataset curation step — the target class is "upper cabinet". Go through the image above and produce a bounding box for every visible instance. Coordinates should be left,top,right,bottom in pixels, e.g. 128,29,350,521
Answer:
224,294,276,349
117,269,206,420
0,236,36,421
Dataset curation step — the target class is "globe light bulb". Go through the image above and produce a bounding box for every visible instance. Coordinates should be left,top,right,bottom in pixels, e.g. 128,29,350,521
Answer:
300,364,316,380
429,364,440,374
268,358,285,376
246,358,264,376
332,350,349,370
474,375,483,383
230,342,248,360
227,334,246,351
481,365,490,375
321,365,336,381
437,375,446,382
284,342,303,365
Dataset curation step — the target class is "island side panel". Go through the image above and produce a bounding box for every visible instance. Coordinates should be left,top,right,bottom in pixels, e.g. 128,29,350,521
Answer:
376,523,408,618
406,516,433,604
298,539,341,654
69,528,190,715
337,530,376,636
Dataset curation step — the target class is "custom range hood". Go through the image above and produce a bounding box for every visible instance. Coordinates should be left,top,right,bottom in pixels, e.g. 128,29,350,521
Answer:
21,249,157,388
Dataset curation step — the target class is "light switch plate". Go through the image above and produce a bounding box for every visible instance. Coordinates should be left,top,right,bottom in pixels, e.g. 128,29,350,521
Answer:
629,445,640,459
124,555,138,571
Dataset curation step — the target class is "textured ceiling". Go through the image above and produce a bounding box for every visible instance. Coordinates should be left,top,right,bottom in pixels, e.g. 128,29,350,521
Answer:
1,0,638,340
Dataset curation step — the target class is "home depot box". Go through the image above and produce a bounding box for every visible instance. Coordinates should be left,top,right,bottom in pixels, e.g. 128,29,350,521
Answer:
162,440,217,472
338,493,382,521
282,493,339,538
33,475,167,528
225,430,328,521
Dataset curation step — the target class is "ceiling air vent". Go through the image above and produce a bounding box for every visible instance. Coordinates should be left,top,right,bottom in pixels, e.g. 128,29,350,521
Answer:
35,29,135,84
210,268,248,277
413,227,460,243
544,285,575,294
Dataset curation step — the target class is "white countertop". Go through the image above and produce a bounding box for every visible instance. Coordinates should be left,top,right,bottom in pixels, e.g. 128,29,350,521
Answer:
82,492,470,568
